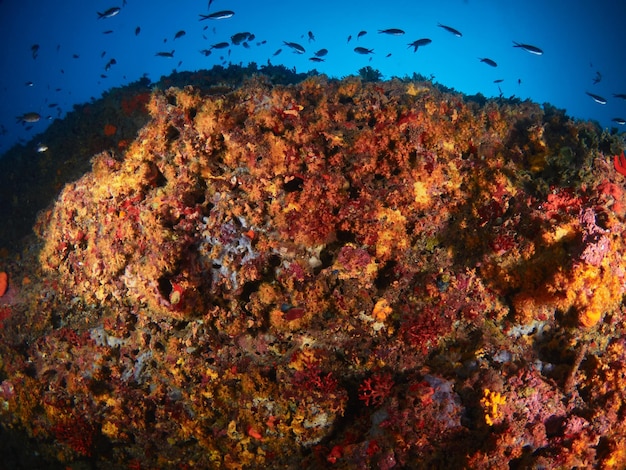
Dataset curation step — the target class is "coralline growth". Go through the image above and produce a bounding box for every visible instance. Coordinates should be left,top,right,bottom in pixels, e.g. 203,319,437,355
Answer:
1,68,626,468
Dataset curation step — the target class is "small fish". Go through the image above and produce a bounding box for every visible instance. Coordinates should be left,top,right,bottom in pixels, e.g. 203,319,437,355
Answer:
479,57,497,67
347,35,352,43
378,28,405,35
199,10,235,20
592,71,602,85
97,7,121,19
283,41,305,54
493,79,504,83
314,48,328,57
354,47,374,54
36,143,48,153
101,51,106,58
211,42,230,49
104,58,117,71
47,103,58,108
72,54,80,59
309,57,324,62
585,91,606,104
242,42,250,49
31,44,39,59
199,49,212,56
407,38,432,52
386,53,392,57
357,30,367,40
613,93,626,100
512,41,543,55
102,30,114,34
437,23,462,37
135,26,141,36
25,81,34,87
16,112,41,123
174,30,186,40
308,31,315,42
273,48,282,56
612,118,626,125
231,32,251,45
155,50,175,57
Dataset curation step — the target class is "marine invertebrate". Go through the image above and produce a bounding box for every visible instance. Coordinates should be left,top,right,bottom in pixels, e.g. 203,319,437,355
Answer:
0,271,7,297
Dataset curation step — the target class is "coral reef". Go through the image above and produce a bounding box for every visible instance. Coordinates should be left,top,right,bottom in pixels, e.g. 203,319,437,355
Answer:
1,66,626,468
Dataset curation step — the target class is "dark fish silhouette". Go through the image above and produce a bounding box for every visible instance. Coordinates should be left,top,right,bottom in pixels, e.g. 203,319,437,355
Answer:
378,28,405,35
211,42,230,49
357,30,367,40
155,50,175,58
98,7,121,19
437,23,462,37
612,118,626,125
135,26,141,36
512,41,543,55
479,57,497,67
199,10,234,20
16,112,41,123
174,30,186,40
314,48,328,57
354,47,374,54
585,91,606,104
407,38,432,52
613,93,626,100
283,41,305,54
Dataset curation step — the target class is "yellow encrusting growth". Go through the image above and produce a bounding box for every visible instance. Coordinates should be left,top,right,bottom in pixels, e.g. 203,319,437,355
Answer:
481,388,507,426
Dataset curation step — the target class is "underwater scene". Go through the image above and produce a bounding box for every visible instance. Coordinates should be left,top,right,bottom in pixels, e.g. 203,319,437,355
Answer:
1,0,626,468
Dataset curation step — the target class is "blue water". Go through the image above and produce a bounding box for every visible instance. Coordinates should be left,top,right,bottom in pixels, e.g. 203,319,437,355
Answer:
1,0,625,156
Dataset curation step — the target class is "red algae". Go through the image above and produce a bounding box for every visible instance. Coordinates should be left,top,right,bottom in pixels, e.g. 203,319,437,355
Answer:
1,69,626,468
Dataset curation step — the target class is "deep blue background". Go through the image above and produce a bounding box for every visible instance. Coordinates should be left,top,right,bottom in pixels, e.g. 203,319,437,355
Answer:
1,0,625,156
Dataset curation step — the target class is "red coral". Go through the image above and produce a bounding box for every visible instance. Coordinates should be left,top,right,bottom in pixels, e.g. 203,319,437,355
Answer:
52,415,96,456
358,372,394,407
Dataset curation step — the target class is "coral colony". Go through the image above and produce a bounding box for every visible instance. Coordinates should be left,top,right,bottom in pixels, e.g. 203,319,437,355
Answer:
1,66,626,468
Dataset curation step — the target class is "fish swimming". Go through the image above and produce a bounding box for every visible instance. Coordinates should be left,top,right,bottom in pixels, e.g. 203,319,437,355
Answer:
16,112,41,123
199,49,212,56
479,57,497,67
437,23,462,37
31,44,39,59
174,30,186,40
354,47,374,54
612,118,626,125
231,32,252,45
613,93,626,100
273,48,282,56
308,31,315,42
135,26,141,36
283,41,305,54
155,50,175,57
36,143,48,153
357,30,367,40
199,10,235,20
97,7,121,19
585,91,606,104
493,79,504,83
378,28,405,35
512,41,543,55
407,38,432,52
314,48,328,57
309,57,324,62
211,42,230,49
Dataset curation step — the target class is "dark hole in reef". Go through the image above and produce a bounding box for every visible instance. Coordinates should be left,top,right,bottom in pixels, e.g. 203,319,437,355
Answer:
88,379,111,396
283,176,304,193
146,162,167,188
388,139,396,151
367,116,377,127
408,150,417,167
240,280,261,303
337,230,356,244
165,125,180,142
144,405,156,425
188,107,197,119
157,276,172,299
348,184,360,200
166,94,177,106
375,260,397,289
174,320,189,331
339,96,354,106
318,244,336,270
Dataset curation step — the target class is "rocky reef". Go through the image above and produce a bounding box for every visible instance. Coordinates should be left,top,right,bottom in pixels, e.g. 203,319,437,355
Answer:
1,66,626,468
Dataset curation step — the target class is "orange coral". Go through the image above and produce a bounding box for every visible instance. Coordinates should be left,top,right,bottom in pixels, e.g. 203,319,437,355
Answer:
0,271,6,297
103,124,117,136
